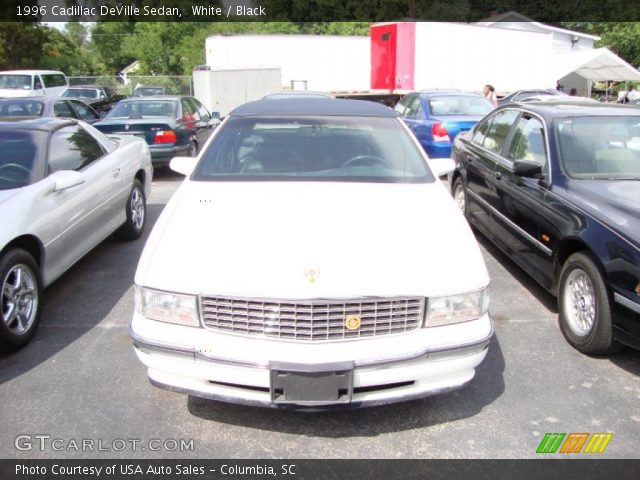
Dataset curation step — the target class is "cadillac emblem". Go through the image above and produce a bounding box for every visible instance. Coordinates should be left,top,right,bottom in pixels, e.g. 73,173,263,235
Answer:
304,266,320,284
344,315,362,331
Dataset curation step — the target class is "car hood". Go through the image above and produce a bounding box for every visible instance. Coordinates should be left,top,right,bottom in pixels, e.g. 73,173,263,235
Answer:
564,179,640,247
0,188,21,206
136,181,489,299
0,89,33,98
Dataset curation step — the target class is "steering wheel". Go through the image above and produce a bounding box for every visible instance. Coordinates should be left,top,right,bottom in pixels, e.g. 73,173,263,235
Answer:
0,163,31,179
342,155,387,168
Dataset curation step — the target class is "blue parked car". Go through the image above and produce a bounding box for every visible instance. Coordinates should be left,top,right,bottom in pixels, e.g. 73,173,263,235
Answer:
396,91,493,158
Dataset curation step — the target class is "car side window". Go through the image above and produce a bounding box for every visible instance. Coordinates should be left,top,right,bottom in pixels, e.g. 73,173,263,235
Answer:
404,96,422,119
181,98,197,121
42,74,67,88
472,118,491,145
70,101,98,122
192,98,210,121
482,110,519,154
34,76,43,91
507,114,548,167
394,95,412,115
54,101,77,119
48,126,104,173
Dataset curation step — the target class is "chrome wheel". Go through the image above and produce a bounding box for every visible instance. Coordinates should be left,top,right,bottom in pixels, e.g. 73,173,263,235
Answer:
130,187,145,230
2,264,38,336
454,183,465,212
562,268,596,336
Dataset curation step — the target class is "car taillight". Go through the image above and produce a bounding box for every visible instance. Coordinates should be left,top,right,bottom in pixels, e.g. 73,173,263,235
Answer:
432,122,451,142
154,130,177,144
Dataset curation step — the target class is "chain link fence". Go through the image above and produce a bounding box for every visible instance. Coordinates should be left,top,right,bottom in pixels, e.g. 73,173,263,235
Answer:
68,76,193,96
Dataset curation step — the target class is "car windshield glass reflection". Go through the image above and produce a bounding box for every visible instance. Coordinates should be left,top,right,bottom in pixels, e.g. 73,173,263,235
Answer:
0,130,42,190
0,75,32,90
62,89,99,99
557,116,640,179
428,96,493,115
0,100,44,117
107,100,176,119
193,116,433,183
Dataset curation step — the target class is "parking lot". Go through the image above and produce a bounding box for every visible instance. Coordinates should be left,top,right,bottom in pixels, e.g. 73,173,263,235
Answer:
1,170,638,459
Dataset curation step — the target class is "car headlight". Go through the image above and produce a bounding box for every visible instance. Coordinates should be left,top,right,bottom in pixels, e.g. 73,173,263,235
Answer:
134,286,200,327
425,287,489,327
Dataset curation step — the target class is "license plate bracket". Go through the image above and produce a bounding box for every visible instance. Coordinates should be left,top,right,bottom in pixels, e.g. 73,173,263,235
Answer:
269,361,354,405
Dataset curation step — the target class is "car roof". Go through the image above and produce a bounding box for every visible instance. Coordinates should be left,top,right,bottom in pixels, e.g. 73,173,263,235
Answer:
134,86,165,89
0,70,64,75
65,85,103,89
508,100,640,119
0,96,83,104
0,117,74,131
231,98,397,117
121,95,181,101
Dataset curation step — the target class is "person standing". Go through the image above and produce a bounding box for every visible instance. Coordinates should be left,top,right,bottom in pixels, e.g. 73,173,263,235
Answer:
483,84,498,108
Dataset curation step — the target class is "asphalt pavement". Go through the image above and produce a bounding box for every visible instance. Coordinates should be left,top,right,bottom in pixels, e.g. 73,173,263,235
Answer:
1,169,638,459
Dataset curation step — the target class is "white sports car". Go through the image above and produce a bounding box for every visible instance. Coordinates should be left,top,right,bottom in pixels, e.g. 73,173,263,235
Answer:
0,118,152,352
131,98,492,409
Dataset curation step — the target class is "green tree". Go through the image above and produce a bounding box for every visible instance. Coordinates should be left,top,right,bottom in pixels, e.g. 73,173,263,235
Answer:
0,23,45,69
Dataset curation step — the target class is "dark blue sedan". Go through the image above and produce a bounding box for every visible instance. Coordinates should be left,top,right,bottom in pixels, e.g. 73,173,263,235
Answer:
93,96,219,166
396,91,493,158
452,99,640,354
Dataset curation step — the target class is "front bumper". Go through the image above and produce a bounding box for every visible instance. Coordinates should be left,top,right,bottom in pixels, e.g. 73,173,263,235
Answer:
130,312,492,409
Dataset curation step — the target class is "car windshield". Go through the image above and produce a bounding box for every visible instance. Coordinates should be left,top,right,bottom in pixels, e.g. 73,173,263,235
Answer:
428,96,493,115
133,87,165,96
0,100,44,117
106,100,176,119
557,116,640,179
192,116,433,183
0,129,43,190
62,88,98,99
0,74,32,90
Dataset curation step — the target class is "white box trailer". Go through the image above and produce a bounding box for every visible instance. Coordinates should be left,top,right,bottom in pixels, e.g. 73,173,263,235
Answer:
371,22,557,93
193,67,281,117
205,35,370,92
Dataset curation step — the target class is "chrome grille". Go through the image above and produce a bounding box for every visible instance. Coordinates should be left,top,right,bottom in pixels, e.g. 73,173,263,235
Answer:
200,296,425,342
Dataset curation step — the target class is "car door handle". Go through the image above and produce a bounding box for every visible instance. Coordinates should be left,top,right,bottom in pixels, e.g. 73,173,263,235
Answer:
112,168,120,178
494,171,502,180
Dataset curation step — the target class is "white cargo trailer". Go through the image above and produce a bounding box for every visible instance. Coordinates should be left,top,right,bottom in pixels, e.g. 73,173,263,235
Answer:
205,35,371,92
193,67,281,117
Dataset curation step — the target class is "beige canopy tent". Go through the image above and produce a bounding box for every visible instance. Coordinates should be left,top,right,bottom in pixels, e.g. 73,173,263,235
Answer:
552,48,640,97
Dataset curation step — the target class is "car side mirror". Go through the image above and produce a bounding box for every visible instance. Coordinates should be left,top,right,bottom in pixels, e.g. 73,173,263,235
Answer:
513,159,542,177
51,170,85,192
170,156,197,176
429,157,456,178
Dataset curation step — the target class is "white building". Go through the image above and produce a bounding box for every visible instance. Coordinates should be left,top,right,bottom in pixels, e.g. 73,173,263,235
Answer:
477,11,640,96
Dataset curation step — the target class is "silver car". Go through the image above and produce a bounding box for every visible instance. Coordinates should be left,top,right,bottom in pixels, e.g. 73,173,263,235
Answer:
0,117,152,352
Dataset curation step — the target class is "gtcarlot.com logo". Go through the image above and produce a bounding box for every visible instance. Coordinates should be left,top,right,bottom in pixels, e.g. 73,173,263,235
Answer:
15,435,194,452
536,432,613,454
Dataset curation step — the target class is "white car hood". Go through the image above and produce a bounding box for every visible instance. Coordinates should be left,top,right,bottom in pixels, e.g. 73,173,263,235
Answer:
0,188,21,206
0,89,32,98
137,181,489,299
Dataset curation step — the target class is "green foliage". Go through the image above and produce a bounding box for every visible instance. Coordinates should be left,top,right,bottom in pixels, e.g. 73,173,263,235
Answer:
0,23,45,69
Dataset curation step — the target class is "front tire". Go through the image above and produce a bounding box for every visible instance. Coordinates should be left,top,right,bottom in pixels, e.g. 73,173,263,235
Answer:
452,176,465,214
0,249,42,353
116,179,146,241
558,252,620,355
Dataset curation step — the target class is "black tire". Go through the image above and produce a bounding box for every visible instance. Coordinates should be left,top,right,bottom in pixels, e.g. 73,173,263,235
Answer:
188,140,198,157
452,176,466,215
116,179,146,241
558,252,621,355
0,249,42,353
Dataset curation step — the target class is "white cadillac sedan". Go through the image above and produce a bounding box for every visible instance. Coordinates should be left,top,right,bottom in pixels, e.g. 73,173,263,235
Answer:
1,118,152,352
131,98,492,409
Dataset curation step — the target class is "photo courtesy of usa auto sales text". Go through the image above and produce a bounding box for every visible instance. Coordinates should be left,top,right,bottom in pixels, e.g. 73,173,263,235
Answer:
15,463,293,476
